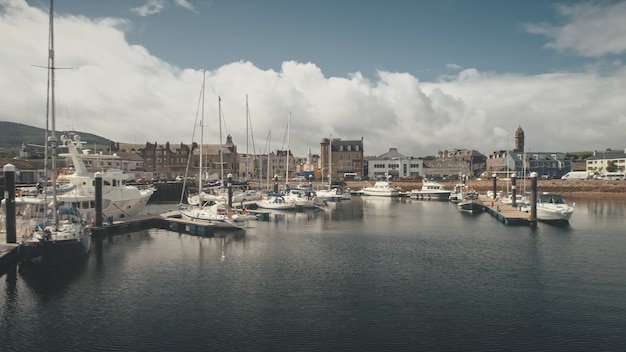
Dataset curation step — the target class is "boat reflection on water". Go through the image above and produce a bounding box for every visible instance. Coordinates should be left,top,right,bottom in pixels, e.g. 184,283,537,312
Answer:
18,255,90,295
360,195,403,205
269,208,325,224
324,200,365,222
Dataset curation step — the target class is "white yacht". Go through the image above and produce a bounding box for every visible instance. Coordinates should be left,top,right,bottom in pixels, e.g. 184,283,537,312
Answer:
535,193,575,223
409,180,451,200
52,135,155,222
361,179,401,197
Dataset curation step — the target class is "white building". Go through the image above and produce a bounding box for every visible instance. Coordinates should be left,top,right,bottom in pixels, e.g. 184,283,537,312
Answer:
365,148,423,180
586,148,626,174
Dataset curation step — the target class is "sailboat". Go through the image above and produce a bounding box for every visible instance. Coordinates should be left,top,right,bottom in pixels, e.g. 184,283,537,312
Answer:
256,115,296,210
178,75,249,228
19,0,91,266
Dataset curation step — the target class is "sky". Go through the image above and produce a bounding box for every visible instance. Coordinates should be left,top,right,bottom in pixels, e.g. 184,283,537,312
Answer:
1,0,626,158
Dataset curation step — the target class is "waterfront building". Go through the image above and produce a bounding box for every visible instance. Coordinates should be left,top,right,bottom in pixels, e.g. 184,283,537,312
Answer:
320,137,364,180
365,148,423,180
257,150,295,181
586,148,626,174
137,141,192,179
486,126,571,179
424,149,486,178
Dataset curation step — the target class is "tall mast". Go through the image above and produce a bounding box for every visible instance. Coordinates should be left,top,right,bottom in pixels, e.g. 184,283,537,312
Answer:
49,0,59,227
245,95,249,181
266,130,271,190
218,96,224,184
285,112,291,187
328,134,332,188
198,71,206,206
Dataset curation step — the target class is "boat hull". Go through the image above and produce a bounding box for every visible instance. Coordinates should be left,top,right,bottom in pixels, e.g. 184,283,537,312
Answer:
536,206,574,222
410,191,451,200
179,208,245,229
457,200,482,213
361,190,400,197
20,235,91,267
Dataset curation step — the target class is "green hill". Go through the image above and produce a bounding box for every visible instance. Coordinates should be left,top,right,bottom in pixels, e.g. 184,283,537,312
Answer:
0,121,111,157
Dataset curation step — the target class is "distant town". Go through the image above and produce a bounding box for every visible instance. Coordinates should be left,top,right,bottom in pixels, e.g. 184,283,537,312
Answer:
2,126,625,185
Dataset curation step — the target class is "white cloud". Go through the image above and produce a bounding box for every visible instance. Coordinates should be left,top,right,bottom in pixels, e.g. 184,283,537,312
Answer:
1,0,626,160
131,0,165,17
174,0,196,12
525,2,626,56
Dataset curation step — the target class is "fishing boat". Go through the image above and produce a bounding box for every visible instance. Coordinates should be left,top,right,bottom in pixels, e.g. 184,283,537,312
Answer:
19,0,91,266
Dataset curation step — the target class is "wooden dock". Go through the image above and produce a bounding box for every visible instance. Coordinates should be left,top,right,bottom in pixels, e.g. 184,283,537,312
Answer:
477,195,535,226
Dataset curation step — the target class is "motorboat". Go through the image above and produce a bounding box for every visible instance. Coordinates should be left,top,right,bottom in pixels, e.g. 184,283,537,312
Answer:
449,183,467,203
361,179,401,197
51,135,156,222
535,193,575,223
457,190,482,213
11,135,155,225
409,180,452,200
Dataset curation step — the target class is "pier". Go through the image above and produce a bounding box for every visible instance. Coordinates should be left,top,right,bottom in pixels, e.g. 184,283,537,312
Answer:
477,195,534,226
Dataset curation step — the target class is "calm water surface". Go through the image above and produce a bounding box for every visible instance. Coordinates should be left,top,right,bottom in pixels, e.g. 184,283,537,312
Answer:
1,196,625,352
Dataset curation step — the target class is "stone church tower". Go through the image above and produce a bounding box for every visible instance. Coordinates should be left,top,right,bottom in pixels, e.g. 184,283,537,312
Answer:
514,126,524,152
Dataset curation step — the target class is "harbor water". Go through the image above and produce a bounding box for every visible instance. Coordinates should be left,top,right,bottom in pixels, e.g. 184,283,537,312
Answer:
1,196,625,351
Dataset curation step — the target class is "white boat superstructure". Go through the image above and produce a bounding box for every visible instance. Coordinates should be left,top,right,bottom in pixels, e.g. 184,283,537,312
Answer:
449,183,468,203
54,135,155,222
410,180,452,200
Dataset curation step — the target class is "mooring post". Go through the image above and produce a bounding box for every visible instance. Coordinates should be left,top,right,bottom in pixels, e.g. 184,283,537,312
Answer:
511,173,517,208
3,164,16,243
530,172,538,225
492,173,497,200
95,172,103,227
227,173,233,208
273,174,279,194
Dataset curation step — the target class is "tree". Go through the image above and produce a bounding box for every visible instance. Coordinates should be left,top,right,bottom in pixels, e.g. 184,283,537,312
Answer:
607,160,618,173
